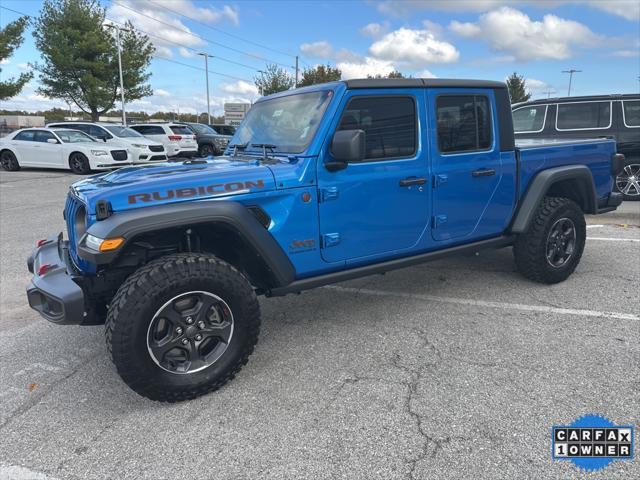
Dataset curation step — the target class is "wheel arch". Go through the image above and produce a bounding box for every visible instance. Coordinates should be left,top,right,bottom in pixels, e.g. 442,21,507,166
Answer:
78,201,296,290
510,165,597,233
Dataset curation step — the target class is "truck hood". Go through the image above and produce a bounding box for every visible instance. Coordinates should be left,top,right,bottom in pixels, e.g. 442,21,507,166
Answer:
72,157,276,214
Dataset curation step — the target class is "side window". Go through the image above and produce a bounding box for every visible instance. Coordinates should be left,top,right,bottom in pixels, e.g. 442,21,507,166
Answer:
33,131,57,143
556,102,611,130
14,131,36,141
89,125,110,138
436,95,493,154
622,100,640,127
513,105,547,133
68,124,89,134
337,96,417,161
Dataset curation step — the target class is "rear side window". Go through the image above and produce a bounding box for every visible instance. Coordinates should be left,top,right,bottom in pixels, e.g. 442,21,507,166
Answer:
622,100,640,127
556,102,611,130
337,96,417,161
14,131,35,141
437,95,493,154
170,126,193,135
513,105,547,133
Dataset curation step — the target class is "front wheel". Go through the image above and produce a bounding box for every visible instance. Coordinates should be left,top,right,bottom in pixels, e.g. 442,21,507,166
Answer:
513,196,586,284
199,143,217,158
105,253,260,402
615,162,640,201
69,153,91,175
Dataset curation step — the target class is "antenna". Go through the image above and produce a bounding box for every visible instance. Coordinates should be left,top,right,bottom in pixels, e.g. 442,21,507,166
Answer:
562,69,582,96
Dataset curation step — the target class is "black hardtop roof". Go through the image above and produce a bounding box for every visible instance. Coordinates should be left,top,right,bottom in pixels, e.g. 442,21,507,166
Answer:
518,93,640,106
343,78,507,90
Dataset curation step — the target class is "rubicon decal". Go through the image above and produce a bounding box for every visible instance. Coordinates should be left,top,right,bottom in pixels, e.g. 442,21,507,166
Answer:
127,180,265,204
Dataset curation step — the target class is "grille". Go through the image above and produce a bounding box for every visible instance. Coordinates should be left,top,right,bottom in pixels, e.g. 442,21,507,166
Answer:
64,193,96,273
149,145,164,152
149,155,167,161
111,150,128,161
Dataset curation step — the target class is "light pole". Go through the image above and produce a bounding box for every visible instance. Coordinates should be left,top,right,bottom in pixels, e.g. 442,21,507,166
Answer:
562,69,581,96
107,24,131,125
198,53,214,124
257,70,266,97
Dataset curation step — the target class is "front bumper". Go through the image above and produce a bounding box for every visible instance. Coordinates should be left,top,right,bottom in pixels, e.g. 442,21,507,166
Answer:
26,234,88,325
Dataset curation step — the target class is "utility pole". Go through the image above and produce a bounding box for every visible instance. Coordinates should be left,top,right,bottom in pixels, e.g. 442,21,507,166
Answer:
543,89,556,98
106,24,131,125
257,69,266,96
198,53,214,124
562,69,581,96
295,56,299,87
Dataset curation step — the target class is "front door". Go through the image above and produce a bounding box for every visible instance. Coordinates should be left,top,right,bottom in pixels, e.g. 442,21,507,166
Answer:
428,90,508,241
317,90,430,263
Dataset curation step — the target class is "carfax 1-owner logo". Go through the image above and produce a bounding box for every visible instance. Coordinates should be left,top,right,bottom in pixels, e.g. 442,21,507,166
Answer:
552,414,635,472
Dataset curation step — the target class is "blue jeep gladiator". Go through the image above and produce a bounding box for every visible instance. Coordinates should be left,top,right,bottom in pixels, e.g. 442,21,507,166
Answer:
26,79,625,401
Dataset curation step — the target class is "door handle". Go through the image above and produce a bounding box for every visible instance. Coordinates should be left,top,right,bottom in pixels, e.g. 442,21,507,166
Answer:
472,168,495,178
399,177,426,187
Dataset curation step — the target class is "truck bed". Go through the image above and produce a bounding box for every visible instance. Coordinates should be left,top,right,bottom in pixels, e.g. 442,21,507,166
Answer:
516,137,617,203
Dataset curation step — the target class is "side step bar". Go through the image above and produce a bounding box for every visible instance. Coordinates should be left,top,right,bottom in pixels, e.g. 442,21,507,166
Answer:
267,235,514,297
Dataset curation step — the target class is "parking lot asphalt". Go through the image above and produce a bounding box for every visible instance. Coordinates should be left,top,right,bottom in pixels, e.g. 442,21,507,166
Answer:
1,169,639,480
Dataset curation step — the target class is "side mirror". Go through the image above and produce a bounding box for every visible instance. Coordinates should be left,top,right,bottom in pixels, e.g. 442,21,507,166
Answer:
47,138,58,144
326,129,365,172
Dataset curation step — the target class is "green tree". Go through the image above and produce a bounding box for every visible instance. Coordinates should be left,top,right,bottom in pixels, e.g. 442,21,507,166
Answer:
506,72,531,103
298,64,342,87
254,63,294,96
367,70,407,79
33,0,154,121
0,16,34,100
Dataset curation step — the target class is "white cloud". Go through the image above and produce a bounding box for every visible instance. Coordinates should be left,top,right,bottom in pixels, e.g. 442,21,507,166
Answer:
17,63,30,71
369,27,459,67
154,89,171,97
376,0,639,21
360,22,390,38
106,0,239,59
0,59,9,65
613,50,639,57
449,7,600,61
178,47,195,58
415,69,437,78
300,41,333,59
219,80,259,97
337,57,396,80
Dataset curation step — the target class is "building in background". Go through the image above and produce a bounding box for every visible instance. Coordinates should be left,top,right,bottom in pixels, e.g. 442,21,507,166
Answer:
224,103,251,126
0,115,46,136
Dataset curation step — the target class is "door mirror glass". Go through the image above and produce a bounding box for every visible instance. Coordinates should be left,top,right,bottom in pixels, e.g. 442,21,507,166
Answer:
327,129,365,171
47,138,58,144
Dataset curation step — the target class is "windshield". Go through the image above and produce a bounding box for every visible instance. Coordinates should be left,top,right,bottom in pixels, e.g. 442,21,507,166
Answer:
233,90,333,154
55,130,97,143
103,125,144,138
189,124,216,135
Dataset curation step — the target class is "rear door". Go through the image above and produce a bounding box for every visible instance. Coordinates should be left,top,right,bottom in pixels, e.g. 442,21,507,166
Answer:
428,89,508,241
9,130,38,165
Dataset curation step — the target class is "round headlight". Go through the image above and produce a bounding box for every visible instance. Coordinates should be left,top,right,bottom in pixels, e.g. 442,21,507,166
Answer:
74,204,87,239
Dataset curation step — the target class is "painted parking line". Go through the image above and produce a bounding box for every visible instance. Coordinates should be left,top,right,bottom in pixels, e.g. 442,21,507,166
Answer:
325,286,640,321
586,225,604,229
587,237,640,242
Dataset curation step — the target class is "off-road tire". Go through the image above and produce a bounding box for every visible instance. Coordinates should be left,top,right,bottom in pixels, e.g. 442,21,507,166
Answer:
69,152,91,175
513,196,586,284
199,143,217,158
0,150,20,171
105,253,260,402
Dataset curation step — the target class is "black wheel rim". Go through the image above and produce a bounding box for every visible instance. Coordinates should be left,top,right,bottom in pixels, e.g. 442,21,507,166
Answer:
147,291,234,374
71,155,84,171
200,145,213,157
1,152,14,168
546,217,576,268
616,164,640,197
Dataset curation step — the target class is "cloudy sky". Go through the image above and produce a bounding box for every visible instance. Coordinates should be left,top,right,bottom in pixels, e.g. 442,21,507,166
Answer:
1,0,639,116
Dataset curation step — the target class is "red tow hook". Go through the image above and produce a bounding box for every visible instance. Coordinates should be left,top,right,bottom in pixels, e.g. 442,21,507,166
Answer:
37,263,54,276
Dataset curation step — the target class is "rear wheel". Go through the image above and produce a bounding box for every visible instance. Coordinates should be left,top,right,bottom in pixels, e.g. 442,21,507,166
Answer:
69,152,91,175
105,253,260,402
0,150,20,171
514,196,586,284
199,143,216,158
615,162,640,201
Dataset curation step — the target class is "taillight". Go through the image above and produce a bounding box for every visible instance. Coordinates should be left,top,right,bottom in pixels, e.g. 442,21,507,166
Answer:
168,135,182,141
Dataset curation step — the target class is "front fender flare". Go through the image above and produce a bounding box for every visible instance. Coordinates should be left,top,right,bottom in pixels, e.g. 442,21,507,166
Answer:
510,165,597,233
77,201,296,288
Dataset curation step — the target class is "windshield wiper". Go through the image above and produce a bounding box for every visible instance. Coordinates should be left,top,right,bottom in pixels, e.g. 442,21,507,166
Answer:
251,143,277,160
229,142,248,157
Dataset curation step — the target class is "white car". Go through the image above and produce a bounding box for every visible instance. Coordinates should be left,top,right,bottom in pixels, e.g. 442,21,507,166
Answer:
0,128,133,174
129,123,198,158
46,121,167,163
